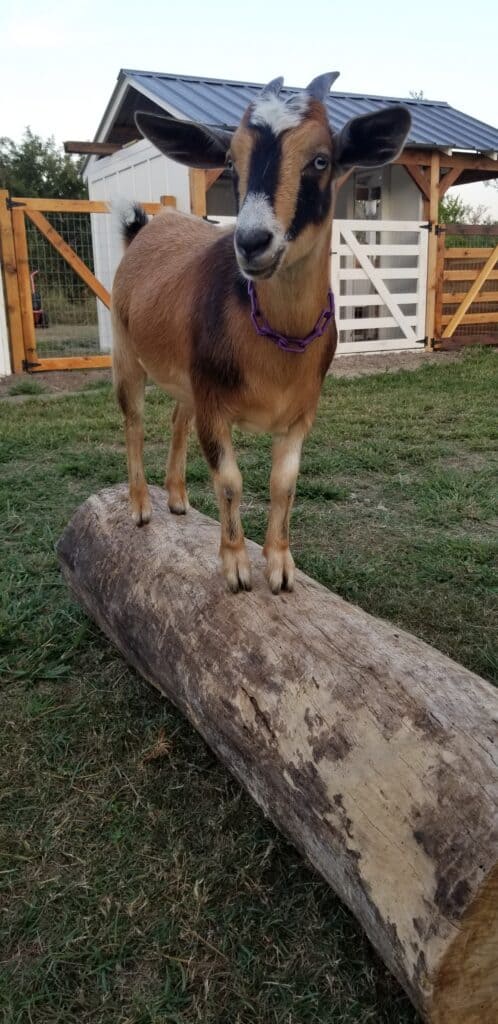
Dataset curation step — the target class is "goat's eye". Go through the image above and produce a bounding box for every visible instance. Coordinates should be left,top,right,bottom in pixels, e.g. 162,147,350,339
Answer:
313,155,329,172
226,157,234,172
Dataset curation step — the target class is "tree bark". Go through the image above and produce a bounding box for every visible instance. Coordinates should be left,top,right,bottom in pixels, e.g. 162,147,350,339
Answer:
57,485,498,1024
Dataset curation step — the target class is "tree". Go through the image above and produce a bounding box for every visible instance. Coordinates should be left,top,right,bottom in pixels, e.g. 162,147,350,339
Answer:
0,127,87,198
409,89,425,100
439,193,494,225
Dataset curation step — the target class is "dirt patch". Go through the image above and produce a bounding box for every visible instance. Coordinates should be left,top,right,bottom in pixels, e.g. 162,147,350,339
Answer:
329,349,465,379
0,350,467,399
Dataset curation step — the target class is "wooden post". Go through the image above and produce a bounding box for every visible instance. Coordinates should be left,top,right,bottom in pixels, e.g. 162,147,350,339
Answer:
160,195,176,208
424,153,440,350
58,486,498,1024
189,169,207,217
433,227,446,342
11,208,37,369
0,191,25,373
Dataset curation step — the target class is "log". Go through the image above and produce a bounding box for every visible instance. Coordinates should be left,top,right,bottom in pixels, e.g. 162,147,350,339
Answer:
57,485,498,1024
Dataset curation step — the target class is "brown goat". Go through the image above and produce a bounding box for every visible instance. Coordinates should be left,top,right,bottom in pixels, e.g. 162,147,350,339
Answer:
112,73,410,593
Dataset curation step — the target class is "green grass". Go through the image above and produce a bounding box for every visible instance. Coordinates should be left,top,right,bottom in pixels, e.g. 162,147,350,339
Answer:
7,378,47,397
1,348,497,1024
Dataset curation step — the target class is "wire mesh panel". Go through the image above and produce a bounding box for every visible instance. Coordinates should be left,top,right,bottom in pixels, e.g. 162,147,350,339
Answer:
441,229,498,344
25,212,100,359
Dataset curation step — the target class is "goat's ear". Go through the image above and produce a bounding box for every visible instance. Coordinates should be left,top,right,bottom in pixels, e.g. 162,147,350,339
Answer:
332,106,411,176
135,111,233,169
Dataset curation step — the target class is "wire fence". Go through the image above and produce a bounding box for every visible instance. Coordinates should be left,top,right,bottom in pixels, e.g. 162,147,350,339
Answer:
25,212,100,358
442,227,498,341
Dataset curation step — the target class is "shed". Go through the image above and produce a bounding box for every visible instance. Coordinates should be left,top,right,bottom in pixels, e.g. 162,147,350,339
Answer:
80,71,498,354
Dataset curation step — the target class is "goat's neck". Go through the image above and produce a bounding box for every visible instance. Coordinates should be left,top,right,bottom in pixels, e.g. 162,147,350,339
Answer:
254,227,332,339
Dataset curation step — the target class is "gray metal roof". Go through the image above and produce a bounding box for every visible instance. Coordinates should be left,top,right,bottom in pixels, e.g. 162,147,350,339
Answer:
121,69,498,153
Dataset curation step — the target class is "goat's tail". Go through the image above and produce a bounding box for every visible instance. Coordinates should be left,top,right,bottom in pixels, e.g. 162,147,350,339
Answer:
110,197,148,248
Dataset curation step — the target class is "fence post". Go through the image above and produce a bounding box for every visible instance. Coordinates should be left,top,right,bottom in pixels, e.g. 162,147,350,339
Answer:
424,153,440,351
11,208,37,369
189,169,207,217
160,195,176,208
0,190,25,373
433,227,446,344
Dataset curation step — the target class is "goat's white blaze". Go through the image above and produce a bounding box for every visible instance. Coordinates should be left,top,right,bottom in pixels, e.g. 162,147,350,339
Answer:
235,193,285,267
249,93,309,135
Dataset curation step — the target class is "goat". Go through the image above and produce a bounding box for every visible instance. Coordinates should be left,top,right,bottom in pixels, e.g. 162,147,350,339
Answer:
112,73,410,593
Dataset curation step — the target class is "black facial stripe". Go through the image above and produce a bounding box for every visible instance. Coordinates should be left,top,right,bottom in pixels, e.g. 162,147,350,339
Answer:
287,169,333,240
247,125,282,205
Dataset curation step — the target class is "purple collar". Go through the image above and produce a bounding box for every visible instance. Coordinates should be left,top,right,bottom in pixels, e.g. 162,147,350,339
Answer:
248,281,334,353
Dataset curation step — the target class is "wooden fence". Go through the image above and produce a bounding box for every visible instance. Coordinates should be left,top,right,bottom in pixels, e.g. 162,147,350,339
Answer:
434,224,498,350
0,192,174,373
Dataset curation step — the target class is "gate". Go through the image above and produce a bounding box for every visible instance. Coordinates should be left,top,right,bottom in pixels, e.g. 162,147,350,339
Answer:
0,193,174,373
332,220,428,353
434,224,498,349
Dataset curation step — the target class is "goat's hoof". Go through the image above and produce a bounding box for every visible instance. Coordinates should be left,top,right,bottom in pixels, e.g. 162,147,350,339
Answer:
130,490,152,526
222,546,252,593
166,484,189,515
265,547,295,595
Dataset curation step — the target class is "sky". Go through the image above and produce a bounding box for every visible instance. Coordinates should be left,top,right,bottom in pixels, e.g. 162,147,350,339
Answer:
2,0,498,216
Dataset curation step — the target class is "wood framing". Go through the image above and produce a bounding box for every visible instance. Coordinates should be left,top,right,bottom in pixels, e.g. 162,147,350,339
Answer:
11,208,37,368
0,191,24,373
26,209,111,308
424,153,440,347
0,195,177,373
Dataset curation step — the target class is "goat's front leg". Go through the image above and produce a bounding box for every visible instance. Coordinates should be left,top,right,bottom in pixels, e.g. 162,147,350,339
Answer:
264,422,307,594
196,408,251,593
165,402,193,514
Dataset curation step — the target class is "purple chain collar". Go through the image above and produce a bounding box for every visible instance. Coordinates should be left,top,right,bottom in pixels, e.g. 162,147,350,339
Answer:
248,281,334,354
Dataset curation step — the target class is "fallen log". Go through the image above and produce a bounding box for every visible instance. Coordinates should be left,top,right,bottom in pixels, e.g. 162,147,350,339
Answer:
57,485,498,1024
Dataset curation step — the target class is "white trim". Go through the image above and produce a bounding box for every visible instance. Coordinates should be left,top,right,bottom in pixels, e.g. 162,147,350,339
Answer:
0,267,11,377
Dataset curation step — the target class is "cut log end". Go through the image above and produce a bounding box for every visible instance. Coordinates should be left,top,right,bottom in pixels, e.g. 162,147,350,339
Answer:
432,864,498,1024
57,486,498,1024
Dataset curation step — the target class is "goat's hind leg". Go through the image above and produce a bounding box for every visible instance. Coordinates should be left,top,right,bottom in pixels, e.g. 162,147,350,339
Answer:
113,344,150,526
165,402,193,514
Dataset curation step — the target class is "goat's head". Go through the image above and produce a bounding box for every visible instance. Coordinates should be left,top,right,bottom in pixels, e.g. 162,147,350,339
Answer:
136,75,411,281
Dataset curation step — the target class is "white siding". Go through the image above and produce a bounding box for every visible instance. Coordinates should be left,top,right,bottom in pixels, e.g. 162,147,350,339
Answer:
86,140,191,351
0,268,11,377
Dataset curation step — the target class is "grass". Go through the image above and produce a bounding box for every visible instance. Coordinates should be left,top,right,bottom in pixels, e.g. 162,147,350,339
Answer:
7,378,46,397
1,348,497,1024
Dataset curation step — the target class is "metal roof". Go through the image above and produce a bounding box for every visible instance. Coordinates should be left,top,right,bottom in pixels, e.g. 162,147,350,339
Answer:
120,69,498,153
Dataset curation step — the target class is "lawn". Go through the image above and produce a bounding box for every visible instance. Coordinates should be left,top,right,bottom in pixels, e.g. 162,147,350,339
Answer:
1,348,497,1024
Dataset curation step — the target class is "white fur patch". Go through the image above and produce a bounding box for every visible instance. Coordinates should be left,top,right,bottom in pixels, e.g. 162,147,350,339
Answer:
236,193,281,238
249,92,309,135
109,196,138,230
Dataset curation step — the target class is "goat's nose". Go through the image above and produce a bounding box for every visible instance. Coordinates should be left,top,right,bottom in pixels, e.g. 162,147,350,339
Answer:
235,228,273,261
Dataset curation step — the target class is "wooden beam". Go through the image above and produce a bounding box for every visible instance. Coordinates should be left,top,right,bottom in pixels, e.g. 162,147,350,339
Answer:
442,310,498,327
444,269,498,282
434,228,447,340
442,290,498,303
425,152,440,347
58,485,498,1024
160,195,176,208
445,247,496,260
205,168,225,191
438,166,462,196
29,355,112,372
24,209,111,309
395,148,498,174
442,244,498,337
64,141,123,156
189,169,207,217
12,198,162,215
11,208,37,368
0,190,25,373
404,164,431,200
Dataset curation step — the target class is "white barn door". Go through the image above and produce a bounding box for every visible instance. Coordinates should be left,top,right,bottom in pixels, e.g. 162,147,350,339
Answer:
332,220,428,353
